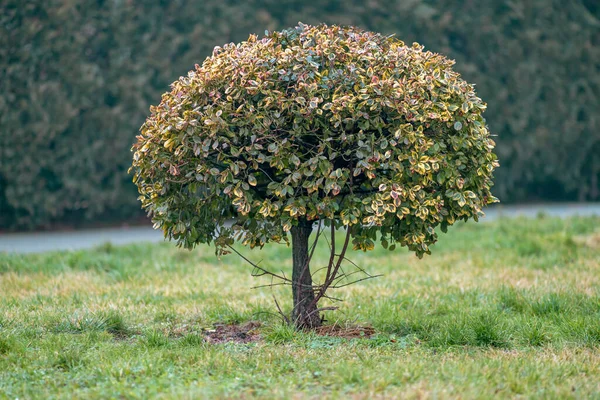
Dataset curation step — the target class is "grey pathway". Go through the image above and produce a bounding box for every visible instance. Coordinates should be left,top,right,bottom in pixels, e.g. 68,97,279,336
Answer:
482,202,600,220
0,226,165,254
1,203,599,254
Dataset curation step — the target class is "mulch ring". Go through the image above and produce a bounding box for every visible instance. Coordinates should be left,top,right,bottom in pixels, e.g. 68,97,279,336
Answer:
314,323,376,339
200,321,376,343
203,321,262,344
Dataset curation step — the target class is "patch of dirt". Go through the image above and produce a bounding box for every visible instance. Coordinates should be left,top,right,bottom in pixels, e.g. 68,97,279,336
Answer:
314,323,376,339
111,330,140,341
203,321,262,344
575,232,600,249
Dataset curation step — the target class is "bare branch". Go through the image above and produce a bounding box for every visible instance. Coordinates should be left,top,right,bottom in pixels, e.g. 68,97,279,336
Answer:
331,274,383,289
306,306,339,319
308,227,351,310
331,255,377,286
251,281,316,290
307,220,323,264
324,223,336,285
317,293,344,303
273,294,290,325
227,244,290,282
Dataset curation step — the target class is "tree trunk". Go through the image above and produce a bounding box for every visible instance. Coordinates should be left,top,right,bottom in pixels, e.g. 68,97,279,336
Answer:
291,223,321,329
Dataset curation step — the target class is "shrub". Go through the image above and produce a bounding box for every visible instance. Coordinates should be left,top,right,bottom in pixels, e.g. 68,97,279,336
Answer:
131,24,498,328
1,0,598,230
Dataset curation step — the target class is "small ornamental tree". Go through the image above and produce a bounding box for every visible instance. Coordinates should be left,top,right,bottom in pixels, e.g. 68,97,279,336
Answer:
131,23,499,329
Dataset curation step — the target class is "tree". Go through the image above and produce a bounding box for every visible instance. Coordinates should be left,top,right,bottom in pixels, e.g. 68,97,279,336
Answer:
130,23,499,329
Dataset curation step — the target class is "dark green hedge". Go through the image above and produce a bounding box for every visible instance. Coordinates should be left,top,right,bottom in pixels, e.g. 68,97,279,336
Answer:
1,0,599,229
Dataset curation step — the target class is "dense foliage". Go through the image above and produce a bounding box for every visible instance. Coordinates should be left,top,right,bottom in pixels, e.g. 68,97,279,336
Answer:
1,0,598,230
131,24,498,257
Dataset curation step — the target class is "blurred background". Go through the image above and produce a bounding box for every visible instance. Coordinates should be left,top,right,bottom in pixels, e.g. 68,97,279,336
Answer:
1,0,599,231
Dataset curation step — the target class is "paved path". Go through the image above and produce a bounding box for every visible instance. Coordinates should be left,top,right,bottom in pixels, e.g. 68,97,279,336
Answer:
481,202,600,220
0,226,165,254
1,203,599,254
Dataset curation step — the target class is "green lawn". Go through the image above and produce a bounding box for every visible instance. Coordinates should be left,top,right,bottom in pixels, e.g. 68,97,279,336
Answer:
1,216,600,399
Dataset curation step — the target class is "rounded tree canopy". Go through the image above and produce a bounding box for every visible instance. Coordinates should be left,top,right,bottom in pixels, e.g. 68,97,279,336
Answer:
131,23,499,257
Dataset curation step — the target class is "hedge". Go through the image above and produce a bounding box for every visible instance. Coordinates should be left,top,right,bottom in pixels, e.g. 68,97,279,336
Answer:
1,0,598,229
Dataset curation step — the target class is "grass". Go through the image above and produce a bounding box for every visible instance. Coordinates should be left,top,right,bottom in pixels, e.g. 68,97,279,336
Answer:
1,215,599,398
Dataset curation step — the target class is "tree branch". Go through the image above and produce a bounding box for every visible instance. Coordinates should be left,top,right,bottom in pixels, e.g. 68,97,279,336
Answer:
227,244,290,283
